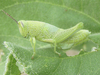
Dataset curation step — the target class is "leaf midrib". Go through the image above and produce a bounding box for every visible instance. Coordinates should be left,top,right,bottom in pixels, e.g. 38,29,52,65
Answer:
1,1,100,26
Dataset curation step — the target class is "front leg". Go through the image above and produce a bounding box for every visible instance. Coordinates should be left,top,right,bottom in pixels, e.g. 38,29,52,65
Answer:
42,39,61,56
30,37,36,59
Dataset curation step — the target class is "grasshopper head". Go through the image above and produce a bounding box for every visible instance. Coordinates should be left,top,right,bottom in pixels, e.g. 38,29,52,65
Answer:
2,10,29,38
18,20,29,38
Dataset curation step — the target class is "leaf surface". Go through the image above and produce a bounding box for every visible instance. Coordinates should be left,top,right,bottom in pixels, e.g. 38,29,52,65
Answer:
0,0,100,75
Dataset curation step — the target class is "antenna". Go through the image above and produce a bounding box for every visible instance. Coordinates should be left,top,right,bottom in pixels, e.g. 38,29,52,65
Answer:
2,10,18,24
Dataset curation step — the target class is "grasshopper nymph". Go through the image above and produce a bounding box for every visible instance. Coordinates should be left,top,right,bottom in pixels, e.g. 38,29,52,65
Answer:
2,10,91,59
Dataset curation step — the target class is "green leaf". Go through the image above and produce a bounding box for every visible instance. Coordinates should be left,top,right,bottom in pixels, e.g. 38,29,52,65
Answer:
4,41,100,75
0,0,100,75
0,36,31,74
0,0,100,36
89,33,100,47
0,61,6,75
3,53,21,75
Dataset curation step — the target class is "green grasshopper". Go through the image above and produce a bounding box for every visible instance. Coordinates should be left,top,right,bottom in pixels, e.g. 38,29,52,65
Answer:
2,10,91,58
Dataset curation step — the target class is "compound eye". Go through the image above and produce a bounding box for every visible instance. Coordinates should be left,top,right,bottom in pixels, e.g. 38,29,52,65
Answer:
21,22,24,27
